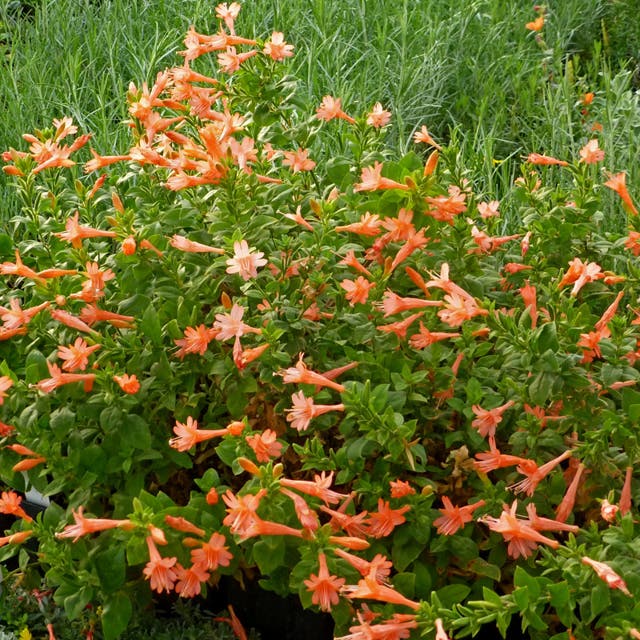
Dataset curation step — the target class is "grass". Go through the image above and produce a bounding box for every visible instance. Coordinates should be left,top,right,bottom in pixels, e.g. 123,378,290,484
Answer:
0,0,639,209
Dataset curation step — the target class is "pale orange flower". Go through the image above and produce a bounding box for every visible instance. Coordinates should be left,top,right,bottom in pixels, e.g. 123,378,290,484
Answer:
0,530,33,547
50,308,96,334
282,148,316,173
57,337,101,371
280,487,319,531
409,322,460,349
470,226,520,253
581,556,631,596
316,96,356,124
0,490,33,521
217,47,258,74
174,562,210,598
174,324,219,359
279,353,347,392
519,281,538,329
113,373,140,394
222,489,266,536
80,304,135,328
425,185,467,224
169,416,243,452
339,250,372,277
388,229,429,273
479,501,559,559
33,361,96,394
620,466,633,516
389,479,416,498
340,277,374,306
435,618,450,640
413,125,442,149
216,2,241,33
579,139,604,164
0,375,13,404
524,504,579,534
54,212,117,248
245,429,282,462
379,290,442,317
511,450,572,496
604,172,638,215
474,448,529,474
84,149,131,172
191,532,232,571
525,14,544,31
601,499,619,523
366,102,391,128
526,153,568,167
471,400,515,441
56,507,133,542
0,250,43,281
335,212,382,236
354,162,410,192
320,504,369,538
477,200,500,219
263,31,294,61
164,515,205,536
143,536,178,594
226,240,267,280
303,553,345,612
433,497,485,535
285,390,345,432
213,304,262,340
381,208,415,242
366,499,411,538
0,299,49,330
377,312,424,339
342,575,420,610
625,230,640,256
170,235,225,253
280,471,347,505
283,205,314,231
438,291,488,327
121,236,136,255
558,257,603,296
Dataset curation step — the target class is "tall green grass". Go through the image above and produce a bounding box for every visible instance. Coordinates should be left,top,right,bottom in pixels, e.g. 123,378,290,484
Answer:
1,0,638,214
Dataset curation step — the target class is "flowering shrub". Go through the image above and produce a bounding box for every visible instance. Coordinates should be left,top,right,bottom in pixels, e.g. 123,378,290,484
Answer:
1,4,640,639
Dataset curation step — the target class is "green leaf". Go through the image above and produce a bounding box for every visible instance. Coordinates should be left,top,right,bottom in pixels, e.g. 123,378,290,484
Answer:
50,407,76,439
589,581,610,619
64,586,93,620
469,558,501,581
253,536,286,574
101,592,132,640
436,583,471,607
547,582,572,627
94,546,126,594
528,371,554,405
536,322,559,352
514,566,541,599
140,304,163,345
120,414,151,451
392,572,415,598
392,526,425,571
25,349,49,384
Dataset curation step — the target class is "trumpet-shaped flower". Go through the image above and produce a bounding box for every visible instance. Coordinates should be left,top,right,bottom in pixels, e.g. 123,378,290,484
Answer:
304,553,345,612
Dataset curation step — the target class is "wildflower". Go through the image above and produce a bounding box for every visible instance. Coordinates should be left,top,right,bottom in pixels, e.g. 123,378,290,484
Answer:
218,47,258,74
213,304,261,340
525,14,544,31
367,499,411,538
433,497,486,535
33,361,96,394
354,162,410,192
604,172,638,215
526,153,568,167
245,429,282,462
169,416,243,452
378,312,424,339
620,466,633,516
342,575,421,610
581,556,631,596
285,390,345,432
340,277,374,306
470,226,520,253
54,212,117,248
0,530,33,548
409,322,460,349
0,491,33,521
226,240,267,280
0,250,43,281
282,147,316,173
280,471,347,505
121,236,136,255
425,185,467,223
438,291,488,327
57,338,101,371
335,212,382,236
191,533,232,571
389,479,416,498
339,250,372,277
113,374,140,394
0,299,49,331
56,507,133,542
174,324,219,358
366,103,391,128
304,553,345,612
579,139,604,164
511,450,573,496
479,501,559,559
280,487,320,531
471,400,515,442
320,504,370,537
388,229,429,272
222,489,266,536
334,549,392,582
170,235,225,253
279,353,347,392
379,290,442,317
477,200,500,219
164,515,205,536
283,205,314,231
381,208,415,242
263,31,294,60
435,618,451,640
474,447,529,474
601,499,619,523
558,257,603,296
625,231,640,256
50,308,96,334
80,304,135,328
519,281,538,328
0,376,13,404
413,125,442,149
234,342,269,370
524,504,579,534
174,562,210,598
143,536,178,594
316,96,356,124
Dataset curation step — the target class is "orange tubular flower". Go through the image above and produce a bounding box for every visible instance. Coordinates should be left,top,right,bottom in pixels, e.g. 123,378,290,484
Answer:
174,324,219,359
56,507,133,542
413,125,442,149
57,338,101,371
389,479,416,498
479,501,559,559
0,490,33,521
340,277,374,306
354,162,410,192
80,304,135,328
143,536,178,594
84,149,131,172
222,489,266,536
525,14,544,31
280,471,347,505
333,549,392,582
279,354,347,393
245,429,282,462
169,416,243,452
225,241,267,281
164,515,205,536
511,450,573,496
342,575,421,610
282,148,316,173
170,235,224,254
579,139,604,164
524,504,579,534
33,361,96,394
378,312,424,339
280,487,320,531
581,556,631,596
0,375,13,404
174,562,210,598
604,172,638,215
379,290,442,317
366,102,391,128
304,553,345,612
519,281,538,329
366,499,411,538
424,186,467,224
316,96,356,124
54,212,117,248
620,466,633,516
471,400,515,442
285,390,345,432
433,497,486,535
263,31,294,61
558,257,603,296
113,374,140,394
474,447,529,474
0,530,33,547
213,304,261,340
0,250,44,281
50,308,96,334
409,322,460,349
335,212,382,237
190,533,233,571
526,153,568,167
